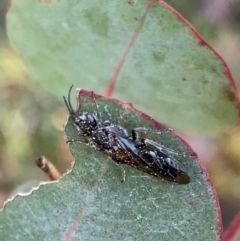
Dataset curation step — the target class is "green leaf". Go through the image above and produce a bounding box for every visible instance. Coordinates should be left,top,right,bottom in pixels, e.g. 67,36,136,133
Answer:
6,0,238,135
0,90,222,241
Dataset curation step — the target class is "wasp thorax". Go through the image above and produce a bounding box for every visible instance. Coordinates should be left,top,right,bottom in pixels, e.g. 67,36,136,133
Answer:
74,113,98,135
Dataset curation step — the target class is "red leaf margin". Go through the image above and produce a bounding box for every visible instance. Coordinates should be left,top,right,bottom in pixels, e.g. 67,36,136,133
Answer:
224,211,240,241
78,88,224,241
105,0,240,130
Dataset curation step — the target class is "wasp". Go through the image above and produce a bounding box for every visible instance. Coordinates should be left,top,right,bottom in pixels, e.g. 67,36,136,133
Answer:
63,86,190,184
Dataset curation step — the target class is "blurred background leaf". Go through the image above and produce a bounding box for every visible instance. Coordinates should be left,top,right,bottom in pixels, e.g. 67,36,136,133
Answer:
6,0,238,136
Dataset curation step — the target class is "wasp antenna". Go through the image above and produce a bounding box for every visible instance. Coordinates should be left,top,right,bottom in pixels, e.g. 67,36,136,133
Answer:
68,85,75,113
63,85,76,117
63,95,72,114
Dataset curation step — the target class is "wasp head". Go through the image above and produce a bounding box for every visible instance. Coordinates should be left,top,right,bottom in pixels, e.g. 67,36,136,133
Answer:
63,85,98,136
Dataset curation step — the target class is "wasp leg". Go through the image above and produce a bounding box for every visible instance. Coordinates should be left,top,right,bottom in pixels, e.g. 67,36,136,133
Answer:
132,128,185,157
131,129,137,141
132,127,164,142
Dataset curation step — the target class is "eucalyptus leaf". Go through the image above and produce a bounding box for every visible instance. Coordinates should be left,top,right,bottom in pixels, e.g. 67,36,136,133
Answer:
0,89,222,241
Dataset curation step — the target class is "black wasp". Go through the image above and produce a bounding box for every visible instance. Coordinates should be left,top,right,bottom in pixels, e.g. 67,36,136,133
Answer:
63,86,190,184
